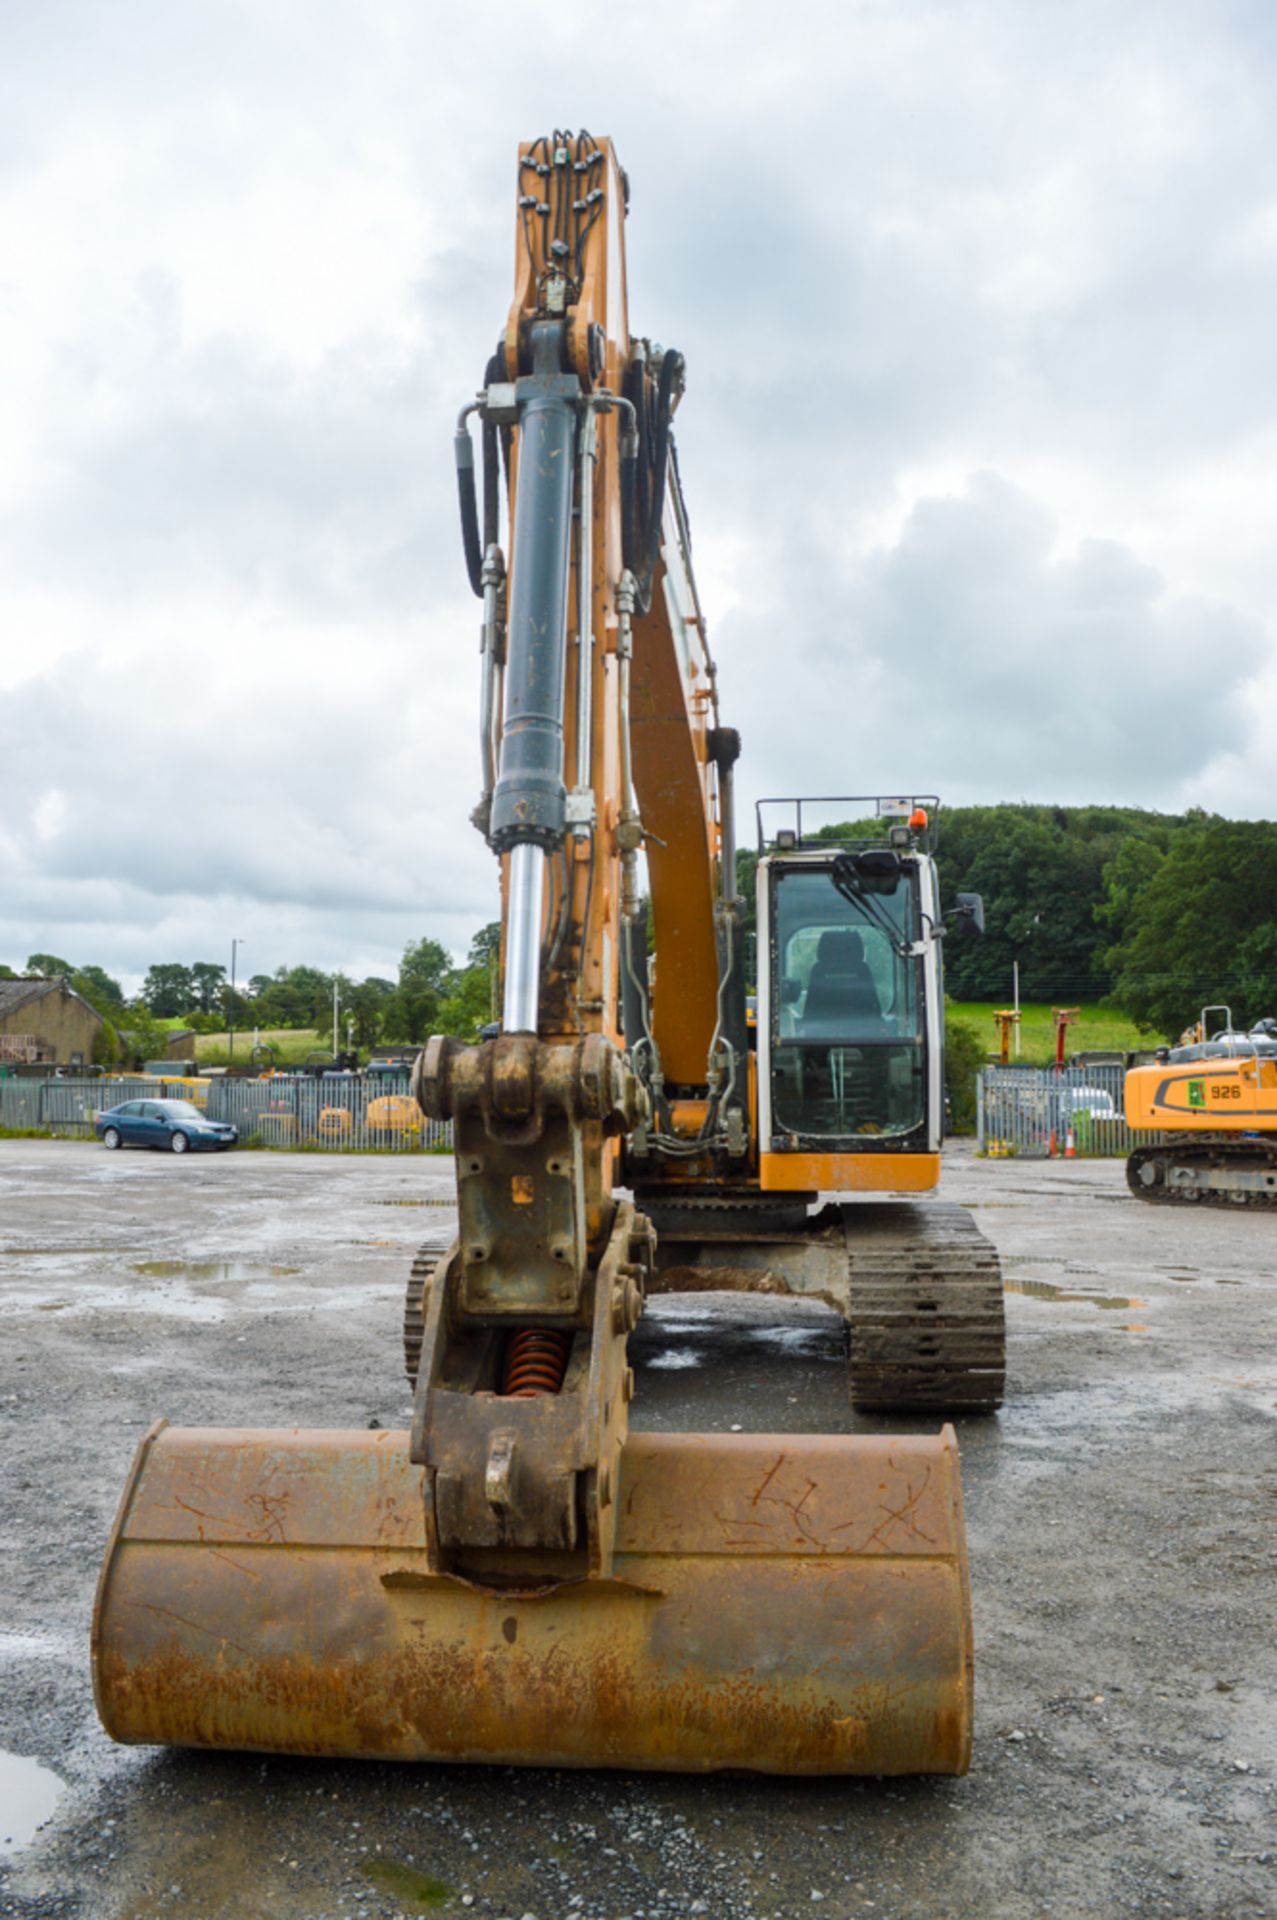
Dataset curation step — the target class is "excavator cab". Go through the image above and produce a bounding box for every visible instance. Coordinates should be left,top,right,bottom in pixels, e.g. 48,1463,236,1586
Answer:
755,804,944,1195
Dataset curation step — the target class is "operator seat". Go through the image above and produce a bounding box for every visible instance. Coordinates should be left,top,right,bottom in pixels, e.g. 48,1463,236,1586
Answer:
801,929,881,1035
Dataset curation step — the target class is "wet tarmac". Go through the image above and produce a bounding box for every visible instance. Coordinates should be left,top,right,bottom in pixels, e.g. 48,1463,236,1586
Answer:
0,1139,1273,1919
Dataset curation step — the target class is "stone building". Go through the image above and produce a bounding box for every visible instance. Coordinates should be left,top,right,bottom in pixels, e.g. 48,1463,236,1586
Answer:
0,979,104,1066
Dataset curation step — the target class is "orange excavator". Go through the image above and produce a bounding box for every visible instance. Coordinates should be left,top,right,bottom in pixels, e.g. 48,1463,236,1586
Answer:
1125,1004,1277,1204
93,132,1004,1776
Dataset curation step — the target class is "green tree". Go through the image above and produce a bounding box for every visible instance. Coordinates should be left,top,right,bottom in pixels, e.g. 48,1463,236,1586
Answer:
468,923,501,965
190,962,227,1014
141,963,195,1017
26,952,74,978
382,938,455,1044
72,964,126,1013
93,1019,121,1067
1104,817,1277,1035
221,985,252,1030
241,965,322,1028
463,923,501,1026
179,1009,223,1034
932,804,1185,1003
437,965,494,1040
117,1004,175,1068
348,977,394,1048
1095,832,1169,954
944,1009,984,1134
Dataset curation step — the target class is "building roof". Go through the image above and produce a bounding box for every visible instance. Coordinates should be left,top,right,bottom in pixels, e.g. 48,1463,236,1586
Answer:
0,978,57,1018
0,977,103,1026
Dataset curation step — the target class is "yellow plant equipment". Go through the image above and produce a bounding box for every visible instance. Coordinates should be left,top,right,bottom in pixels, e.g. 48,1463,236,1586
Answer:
94,133,1005,1777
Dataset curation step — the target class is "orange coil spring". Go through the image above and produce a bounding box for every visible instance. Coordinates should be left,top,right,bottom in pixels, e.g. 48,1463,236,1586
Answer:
502,1327,571,1397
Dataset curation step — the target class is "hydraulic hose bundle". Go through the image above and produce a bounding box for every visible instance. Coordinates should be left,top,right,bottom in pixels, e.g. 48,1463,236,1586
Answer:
621,345,683,614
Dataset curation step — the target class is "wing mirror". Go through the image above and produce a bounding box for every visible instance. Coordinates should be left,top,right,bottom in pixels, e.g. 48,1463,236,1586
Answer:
950,892,985,937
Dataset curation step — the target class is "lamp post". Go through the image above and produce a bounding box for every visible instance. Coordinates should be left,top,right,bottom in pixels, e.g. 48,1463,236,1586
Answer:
229,939,244,1064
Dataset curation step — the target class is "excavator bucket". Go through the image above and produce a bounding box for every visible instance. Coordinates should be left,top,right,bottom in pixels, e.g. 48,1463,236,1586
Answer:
94,1421,972,1775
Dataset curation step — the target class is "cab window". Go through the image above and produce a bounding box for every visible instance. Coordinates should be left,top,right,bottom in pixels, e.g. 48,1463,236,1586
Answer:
770,863,925,1142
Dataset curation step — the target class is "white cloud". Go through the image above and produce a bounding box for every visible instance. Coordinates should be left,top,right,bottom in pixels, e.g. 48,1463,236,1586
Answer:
1,0,1275,983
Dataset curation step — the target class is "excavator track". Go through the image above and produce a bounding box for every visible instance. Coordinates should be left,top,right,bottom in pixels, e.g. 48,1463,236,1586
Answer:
1127,1138,1277,1207
403,1236,453,1388
843,1202,1005,1413
650,1198,1005,1415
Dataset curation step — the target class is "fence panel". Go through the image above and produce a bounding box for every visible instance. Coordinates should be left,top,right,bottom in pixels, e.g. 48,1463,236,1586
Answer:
1,1075,452,1153
1,1076,157,1136
977,1064,1159,1159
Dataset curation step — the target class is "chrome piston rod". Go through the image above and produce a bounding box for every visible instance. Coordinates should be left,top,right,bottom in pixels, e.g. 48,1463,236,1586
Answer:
503,841,545,1033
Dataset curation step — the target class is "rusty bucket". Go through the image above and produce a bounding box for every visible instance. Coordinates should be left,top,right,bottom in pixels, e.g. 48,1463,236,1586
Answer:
93,1422,972,1775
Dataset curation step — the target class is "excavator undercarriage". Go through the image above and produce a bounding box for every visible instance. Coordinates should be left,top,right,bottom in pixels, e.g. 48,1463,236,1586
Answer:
1127,1137,1277,1206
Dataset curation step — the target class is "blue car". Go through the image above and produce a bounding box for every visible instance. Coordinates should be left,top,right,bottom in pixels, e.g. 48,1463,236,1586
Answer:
95,1098,238,1155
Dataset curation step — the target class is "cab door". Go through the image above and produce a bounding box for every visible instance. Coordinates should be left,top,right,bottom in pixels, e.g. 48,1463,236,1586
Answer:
757,852,939,1193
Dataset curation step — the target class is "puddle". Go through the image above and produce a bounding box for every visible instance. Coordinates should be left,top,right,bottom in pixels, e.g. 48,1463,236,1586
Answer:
1005,1278,1146,1310
747,1325,840,1355
0,1247,147,1257
0,1270,401,1323
132,1260,300,1281
364,1857,450,1912
0,1632,69,1661
642,1323,840,1370
0,1750,63,1854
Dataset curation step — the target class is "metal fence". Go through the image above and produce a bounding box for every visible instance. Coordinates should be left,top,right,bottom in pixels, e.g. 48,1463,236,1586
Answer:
0,1075,453,1154
976,1064,1157,1159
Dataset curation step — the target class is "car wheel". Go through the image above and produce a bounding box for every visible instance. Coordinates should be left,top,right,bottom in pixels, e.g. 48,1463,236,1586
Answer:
170,1131,190,1155
102,1127,121,1151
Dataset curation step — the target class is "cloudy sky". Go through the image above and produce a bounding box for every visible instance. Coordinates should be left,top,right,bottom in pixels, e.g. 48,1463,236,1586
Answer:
2,0,1275,992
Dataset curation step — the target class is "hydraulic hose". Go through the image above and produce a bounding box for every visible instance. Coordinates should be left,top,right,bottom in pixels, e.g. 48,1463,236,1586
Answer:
455,402,483,598
641,348,682,608
620,347,683,614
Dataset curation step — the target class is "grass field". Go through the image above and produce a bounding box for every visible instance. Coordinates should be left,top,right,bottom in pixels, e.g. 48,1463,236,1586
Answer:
190,1007,1158,1072
949,1001,1159,1065
194,1027,327,1066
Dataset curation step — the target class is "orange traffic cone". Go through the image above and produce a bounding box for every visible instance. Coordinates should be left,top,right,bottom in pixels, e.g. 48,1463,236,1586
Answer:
1048,1128,1057,1156
1065,1126,1076,1158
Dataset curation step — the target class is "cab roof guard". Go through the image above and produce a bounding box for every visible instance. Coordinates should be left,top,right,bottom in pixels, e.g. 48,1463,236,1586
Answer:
757,796,940,856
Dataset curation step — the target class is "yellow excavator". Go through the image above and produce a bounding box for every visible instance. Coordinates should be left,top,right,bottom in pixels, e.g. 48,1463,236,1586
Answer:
93,132,1004,1776
1125,1003,1277,1204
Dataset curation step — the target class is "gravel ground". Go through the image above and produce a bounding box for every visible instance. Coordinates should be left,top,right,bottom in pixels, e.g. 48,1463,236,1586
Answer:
0,1137,1273,1920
